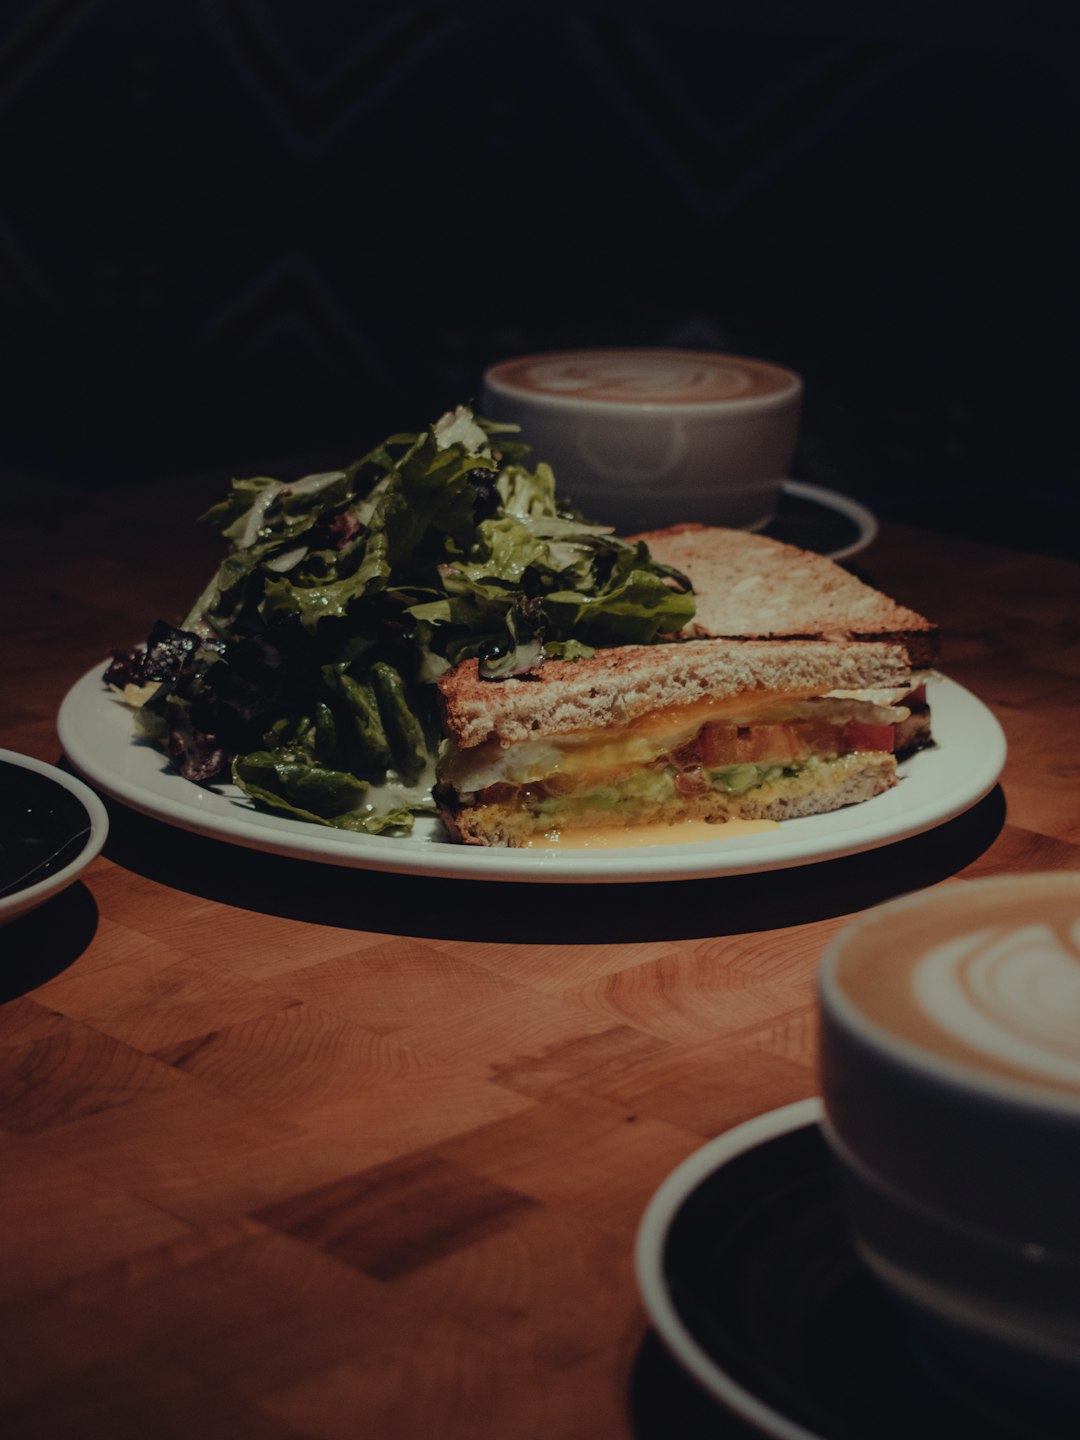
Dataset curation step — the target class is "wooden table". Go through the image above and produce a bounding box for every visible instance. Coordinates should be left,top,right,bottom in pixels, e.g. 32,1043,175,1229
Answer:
2,478,1078,1438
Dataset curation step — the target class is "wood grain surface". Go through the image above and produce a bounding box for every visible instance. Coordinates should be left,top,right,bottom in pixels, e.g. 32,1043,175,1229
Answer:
2,477,1078,1439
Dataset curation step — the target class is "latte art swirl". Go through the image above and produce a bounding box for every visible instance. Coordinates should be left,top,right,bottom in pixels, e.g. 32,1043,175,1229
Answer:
914,922,1080,1087
831,879,1080,1095
526,356,754,402
486,349,797,406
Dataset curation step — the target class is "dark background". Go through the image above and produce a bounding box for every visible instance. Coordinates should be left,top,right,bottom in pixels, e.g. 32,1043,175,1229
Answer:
3,1,1077,557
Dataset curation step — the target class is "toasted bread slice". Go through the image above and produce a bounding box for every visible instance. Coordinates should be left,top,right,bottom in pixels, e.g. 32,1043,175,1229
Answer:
634,524,939,667
437,638,913,751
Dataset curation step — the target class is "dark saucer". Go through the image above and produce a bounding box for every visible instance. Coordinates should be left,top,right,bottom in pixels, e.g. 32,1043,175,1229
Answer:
640,1106,1078,1439
764,480,876,562
0,751,107,924
0,757,92,898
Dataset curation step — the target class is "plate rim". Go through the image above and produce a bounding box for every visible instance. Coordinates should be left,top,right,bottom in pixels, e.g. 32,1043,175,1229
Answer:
635,1096,829,1440
0,746,110,924
57,666,1006,884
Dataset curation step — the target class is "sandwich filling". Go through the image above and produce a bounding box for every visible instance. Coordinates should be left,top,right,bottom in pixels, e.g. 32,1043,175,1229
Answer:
437,681,931,840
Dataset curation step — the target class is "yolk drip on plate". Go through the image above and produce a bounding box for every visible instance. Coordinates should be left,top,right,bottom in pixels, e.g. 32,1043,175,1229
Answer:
523,817,779,849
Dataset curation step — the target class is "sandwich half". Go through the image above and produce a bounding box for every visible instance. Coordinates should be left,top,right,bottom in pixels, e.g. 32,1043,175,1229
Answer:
636,523,939,667
435,639,930,846
434,527,936,847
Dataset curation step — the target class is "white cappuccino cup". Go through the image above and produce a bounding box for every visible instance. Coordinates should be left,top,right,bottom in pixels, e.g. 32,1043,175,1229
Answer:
818,874,1080,1408
480,348,802,534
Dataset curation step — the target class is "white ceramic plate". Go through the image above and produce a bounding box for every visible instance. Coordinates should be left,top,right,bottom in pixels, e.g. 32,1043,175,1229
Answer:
57,667,1005,884
0,748,110,924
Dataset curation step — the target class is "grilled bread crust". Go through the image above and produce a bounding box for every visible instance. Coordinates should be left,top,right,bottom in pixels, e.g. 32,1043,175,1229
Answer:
437,638,912,751
635,524,939,667
438,751,898,846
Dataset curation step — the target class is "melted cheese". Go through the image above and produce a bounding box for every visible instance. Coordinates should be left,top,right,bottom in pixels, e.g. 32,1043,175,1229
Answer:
622,690,809,740
523,817,780,848
443,690,909,794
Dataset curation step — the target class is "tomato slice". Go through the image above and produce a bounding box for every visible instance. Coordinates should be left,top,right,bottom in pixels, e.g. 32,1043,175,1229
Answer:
840,721,895,753
690,715,895,768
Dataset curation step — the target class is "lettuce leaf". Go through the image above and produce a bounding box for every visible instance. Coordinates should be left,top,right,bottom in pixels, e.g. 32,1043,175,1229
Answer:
232,751,426,833
129,403,697,830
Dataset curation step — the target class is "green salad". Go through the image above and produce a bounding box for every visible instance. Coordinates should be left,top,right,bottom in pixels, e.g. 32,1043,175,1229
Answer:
105,405,696,834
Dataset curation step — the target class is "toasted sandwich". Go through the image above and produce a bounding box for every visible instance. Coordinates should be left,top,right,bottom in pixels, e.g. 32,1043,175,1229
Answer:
434,527,936,847
637,523,938,667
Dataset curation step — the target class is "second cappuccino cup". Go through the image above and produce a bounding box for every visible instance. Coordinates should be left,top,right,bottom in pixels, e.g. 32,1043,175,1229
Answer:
818,874,1080,1403
480,348,802,535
